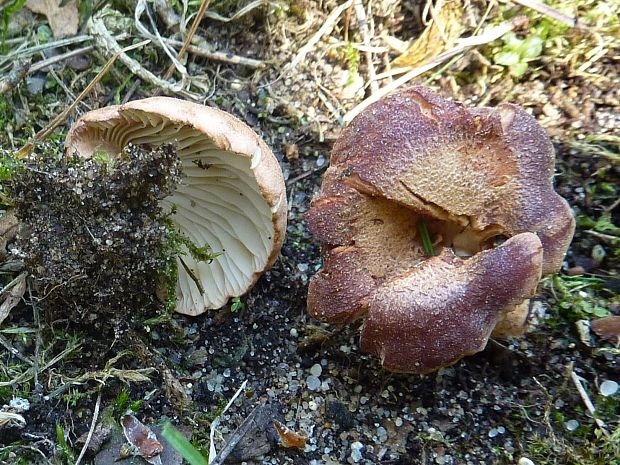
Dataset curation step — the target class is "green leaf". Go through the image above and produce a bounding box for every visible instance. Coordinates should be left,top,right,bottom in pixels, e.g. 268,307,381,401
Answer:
161,423,208,465
509,62,529,77
593,307,610,318
494,51,522,66
519,35,544,59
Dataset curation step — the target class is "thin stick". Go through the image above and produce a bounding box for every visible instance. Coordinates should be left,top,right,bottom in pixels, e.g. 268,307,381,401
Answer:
570,370,609,436
28,46,95,74
162,0,211,83
354,0,378,94
74,390,102,465
583,230,619,242
208,380,247,464
604,197,620,213
343,16,527,124
161,38,264,68
3,35,93,59
509,0,577,28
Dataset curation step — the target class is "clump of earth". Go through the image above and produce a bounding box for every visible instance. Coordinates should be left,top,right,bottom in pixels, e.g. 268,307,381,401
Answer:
8,143,182,335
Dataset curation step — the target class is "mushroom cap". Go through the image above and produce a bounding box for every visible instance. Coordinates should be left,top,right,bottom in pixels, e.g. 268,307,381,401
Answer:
64,97,287,315
360,233,543,373
306,86,574,373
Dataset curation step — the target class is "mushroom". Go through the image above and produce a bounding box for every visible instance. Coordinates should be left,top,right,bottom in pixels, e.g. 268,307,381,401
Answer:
306,86,575,373
64,97,287,315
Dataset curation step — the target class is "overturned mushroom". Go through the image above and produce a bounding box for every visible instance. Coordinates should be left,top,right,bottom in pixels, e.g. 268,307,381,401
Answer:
306,86,574,373
65,97,287,315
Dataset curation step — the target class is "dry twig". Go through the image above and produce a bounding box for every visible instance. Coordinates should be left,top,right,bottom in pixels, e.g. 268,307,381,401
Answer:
161,0,211,83
74,390,102,465
570,369,610,437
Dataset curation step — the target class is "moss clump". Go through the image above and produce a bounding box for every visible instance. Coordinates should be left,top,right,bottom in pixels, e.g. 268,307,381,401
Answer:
8,143,183,332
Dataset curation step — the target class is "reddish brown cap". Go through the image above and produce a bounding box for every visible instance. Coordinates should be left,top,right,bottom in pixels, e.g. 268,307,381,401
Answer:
65,97,287,315
360,233,543,373
306,86,575,373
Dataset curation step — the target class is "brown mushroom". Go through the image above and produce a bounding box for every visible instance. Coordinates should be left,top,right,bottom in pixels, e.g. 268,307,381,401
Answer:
306,86,574,373
64,97,287,315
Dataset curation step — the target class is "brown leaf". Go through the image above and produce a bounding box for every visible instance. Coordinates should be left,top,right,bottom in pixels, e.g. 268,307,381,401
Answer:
273,420,307,450
25,0,79,38
121,414,164,462
591,316,620,344
392,0,464,68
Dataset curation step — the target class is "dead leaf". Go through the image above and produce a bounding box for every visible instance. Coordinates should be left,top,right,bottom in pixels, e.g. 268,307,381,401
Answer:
591,316,620,344
0,272,27,326
121,414,164,465
25,0,79,38
273,420,307,450
392,0,464,68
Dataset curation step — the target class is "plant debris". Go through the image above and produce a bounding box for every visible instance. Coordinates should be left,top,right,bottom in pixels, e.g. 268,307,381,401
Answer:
8,142,181,332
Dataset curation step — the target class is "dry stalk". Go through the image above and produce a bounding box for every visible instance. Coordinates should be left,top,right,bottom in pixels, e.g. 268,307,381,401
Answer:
161,0,211,83
343,16,528,124
354,0,378,94
87,16,199,99
570,369,610,437
74,390,102,465
509,0,578,27
161,38,264,68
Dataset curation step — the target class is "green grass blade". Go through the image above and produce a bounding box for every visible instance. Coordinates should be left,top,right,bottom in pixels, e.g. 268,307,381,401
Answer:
417,219,435,256
161,423,208,465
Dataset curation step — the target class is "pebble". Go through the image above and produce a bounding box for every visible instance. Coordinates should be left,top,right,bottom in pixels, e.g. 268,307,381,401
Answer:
600,380,618,397
565,419,579,431
307,375,321,391
310,364,323,377
518,459,536,465
394,417,403,427
289,328,298,337
350,441,363,463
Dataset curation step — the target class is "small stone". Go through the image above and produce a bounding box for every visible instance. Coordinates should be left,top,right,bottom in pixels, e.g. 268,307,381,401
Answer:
488,428,498,438
376,426,388,442
290,328,298,337
310,364,322,377
350,441,363,463
307,375,321,391
518,458,536,465
600,380,618,397
565,419,579,431
394,417,403,427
